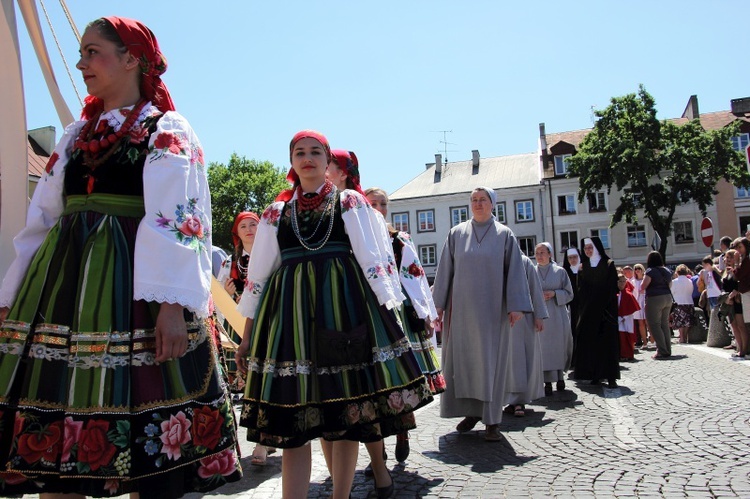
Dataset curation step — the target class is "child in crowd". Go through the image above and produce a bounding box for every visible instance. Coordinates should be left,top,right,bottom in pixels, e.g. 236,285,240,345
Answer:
617,272,641,361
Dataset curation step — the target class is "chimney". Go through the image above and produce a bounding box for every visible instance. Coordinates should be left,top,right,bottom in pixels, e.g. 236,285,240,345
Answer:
28,126,56,156
539,123,547,151
435,154,442,173
472,150,480,175
731,97,750,115
681,95,700,121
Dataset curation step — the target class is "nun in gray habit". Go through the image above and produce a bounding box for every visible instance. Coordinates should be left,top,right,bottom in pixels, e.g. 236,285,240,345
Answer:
504,253,548,417
432,186,533,442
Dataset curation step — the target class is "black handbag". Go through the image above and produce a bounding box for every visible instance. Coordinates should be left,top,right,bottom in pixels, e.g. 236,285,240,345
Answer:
315,324,371,368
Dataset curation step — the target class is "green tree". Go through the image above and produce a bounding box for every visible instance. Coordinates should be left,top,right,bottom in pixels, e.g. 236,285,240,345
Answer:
567,85,749,261
207,154,289,251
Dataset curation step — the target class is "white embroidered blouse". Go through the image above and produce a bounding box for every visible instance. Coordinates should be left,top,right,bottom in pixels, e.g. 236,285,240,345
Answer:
237,189,404,319
0,103,212,317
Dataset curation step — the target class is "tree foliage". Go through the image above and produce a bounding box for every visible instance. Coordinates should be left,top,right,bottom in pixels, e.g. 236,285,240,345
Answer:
567,85,749,261
207,154,289,251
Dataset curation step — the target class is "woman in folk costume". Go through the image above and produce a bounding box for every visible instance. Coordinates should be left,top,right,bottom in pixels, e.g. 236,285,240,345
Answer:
562,247,581,361
503,253,547,417
234,131,432,499
432,186,532,442
365,186,444,469
617,272,641,361
0,17,241,497
534,243,574,396
573,237,620,388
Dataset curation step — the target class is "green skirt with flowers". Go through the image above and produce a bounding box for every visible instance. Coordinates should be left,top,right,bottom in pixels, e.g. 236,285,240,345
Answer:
0,194,241,498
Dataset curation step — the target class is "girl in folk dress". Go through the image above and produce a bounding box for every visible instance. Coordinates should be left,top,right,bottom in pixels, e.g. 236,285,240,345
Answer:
0,17,241,497
235,131,432,499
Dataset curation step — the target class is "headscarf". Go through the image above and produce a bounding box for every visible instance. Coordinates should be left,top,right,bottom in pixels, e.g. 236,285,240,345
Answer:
231,212,260,249
539,242,555,264
230,211,259,281
330,149,367,197
472,186,497,206
564,247,581,274
81,17,175,119
581,237,609,268
276,130,332,201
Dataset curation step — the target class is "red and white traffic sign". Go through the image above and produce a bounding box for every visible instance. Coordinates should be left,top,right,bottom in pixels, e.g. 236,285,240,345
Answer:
701,217,714,248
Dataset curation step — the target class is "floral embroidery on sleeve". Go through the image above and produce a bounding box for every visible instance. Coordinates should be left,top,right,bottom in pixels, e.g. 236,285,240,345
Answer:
401,259,425,279
149,131,189,161
341,191,364,212
155,198,209,252
245,280,264,297
366,265,387,280
190,144,205,169
262,205,282,227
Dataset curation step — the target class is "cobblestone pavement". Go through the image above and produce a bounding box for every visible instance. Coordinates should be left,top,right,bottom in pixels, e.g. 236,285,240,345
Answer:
26,340,750,498
182,340,750,498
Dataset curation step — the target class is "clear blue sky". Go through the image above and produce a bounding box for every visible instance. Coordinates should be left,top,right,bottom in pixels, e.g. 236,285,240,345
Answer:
16,1,750,194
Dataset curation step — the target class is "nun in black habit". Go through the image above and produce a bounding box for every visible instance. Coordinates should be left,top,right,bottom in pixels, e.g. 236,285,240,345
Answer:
572,237,620,388
563,247,582,363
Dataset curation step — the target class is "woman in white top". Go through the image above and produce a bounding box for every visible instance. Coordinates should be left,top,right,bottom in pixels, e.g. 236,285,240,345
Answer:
632,264,651,348
671,265,696,343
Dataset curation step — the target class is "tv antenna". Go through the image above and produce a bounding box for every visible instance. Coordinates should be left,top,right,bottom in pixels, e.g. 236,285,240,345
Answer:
431,130,457,163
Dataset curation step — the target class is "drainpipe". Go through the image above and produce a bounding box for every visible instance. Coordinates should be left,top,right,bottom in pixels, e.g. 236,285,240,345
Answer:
546,178,556,255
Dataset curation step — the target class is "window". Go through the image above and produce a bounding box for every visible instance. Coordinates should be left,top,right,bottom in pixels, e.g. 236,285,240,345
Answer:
557,194,576,215
590,228,610,249
515,200,534,222
554,154,571,176
419,245,437,266
494,202,506,223
632,193,643,205
417,210,435,232
731,133,750,152
587,192,607,212
673,221,694,244
450,206,469,227
518,236,537,257
560,230,578,253
392,212,409,233
737,187,750,198
627,225,646,247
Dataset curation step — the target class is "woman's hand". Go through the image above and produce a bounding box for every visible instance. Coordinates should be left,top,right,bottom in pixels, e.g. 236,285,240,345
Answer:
543,290,555,301
235,318,254,376
223,279,236,297
534,318,544,332
154,303,188,363
424,319,434,338
508,311,523,327
0,307,8,323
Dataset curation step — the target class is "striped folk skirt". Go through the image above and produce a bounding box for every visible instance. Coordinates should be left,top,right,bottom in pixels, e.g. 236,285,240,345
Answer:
0,194,241,497
239,243,433,448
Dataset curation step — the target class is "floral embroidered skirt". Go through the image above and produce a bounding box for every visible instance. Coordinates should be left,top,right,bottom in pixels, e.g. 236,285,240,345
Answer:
239,242,433,448
0,195,241,497
395,295,445,395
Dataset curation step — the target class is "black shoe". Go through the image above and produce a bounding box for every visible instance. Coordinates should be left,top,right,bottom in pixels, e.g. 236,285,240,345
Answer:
395,431,410,463
374,469,394,498
590,379,600,385
364,448,387,477
556,380,565,391
607,380,618,388
544,382,553,396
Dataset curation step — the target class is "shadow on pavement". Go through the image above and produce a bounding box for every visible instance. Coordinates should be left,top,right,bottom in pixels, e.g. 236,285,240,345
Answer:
422,433,537,474
311,468,445,498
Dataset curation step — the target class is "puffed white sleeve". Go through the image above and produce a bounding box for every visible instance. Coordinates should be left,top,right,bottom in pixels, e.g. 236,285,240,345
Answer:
397,232,438,320
340,190,404,309
0,120,83,308
236,202,282,319
133,112,212,317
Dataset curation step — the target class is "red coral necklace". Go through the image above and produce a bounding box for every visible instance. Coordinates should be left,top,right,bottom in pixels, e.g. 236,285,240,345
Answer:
295,180,333,211
74,99,148,169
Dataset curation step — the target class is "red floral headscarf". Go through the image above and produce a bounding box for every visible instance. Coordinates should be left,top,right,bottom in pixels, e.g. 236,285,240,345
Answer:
276,130,332,202
330,149,367,197
230,211,259,280
81,16,175,120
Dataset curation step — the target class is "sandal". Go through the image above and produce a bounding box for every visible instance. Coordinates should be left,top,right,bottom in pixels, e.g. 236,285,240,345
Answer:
513,405,525,417
484,424,502,442
503,404,515,415
250,445,269,466
456,416,481,433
